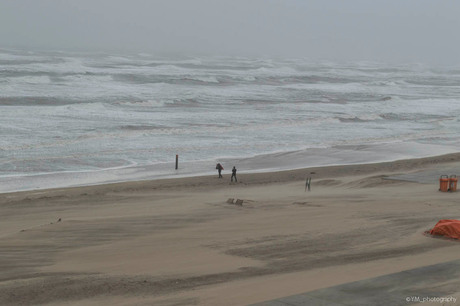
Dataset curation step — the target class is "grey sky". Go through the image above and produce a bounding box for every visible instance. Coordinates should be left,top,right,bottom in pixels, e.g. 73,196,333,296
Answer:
1,0,459,65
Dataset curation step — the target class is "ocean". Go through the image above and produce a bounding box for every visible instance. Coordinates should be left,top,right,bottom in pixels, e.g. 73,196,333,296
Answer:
1,48,460,192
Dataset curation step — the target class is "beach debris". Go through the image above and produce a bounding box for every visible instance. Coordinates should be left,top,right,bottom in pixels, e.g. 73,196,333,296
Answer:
293,201,322,207
293,201,308,205
226,198,243,206
57,218,61,222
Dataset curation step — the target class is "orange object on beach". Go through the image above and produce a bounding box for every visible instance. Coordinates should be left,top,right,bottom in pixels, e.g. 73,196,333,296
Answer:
429,219,460,240
449,175,458,192
439,175,449,192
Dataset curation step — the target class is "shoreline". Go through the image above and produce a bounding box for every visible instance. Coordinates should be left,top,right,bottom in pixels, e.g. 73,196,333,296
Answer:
1,140,458,194
2,151,460,200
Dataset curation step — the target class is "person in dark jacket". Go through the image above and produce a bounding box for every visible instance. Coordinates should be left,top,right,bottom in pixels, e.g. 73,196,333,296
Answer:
216,163,223,178
231,166,237,182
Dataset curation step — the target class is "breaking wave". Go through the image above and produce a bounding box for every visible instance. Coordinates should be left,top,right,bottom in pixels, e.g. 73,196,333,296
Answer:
2,48,460,188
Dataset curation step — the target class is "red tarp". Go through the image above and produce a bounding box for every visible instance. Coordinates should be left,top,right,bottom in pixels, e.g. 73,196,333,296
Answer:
429,219,460,240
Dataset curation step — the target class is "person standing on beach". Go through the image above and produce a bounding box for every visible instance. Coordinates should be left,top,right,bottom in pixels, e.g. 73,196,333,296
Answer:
231,166,237,182
305,177,311,191
216,163,223,178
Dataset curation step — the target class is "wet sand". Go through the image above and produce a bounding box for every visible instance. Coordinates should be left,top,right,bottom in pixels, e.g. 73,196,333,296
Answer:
1,153,460,305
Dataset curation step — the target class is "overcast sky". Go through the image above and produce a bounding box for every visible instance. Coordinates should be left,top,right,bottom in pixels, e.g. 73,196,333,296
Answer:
1,0,459,65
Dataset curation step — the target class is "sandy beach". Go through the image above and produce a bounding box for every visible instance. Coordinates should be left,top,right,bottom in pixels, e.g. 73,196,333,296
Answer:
2,153,460,305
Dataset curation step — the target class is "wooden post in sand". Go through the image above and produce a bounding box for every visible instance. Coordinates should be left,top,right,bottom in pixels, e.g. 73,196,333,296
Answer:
175,154,179,170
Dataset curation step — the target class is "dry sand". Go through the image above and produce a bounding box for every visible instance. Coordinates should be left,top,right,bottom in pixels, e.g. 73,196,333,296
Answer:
1,153,460,305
